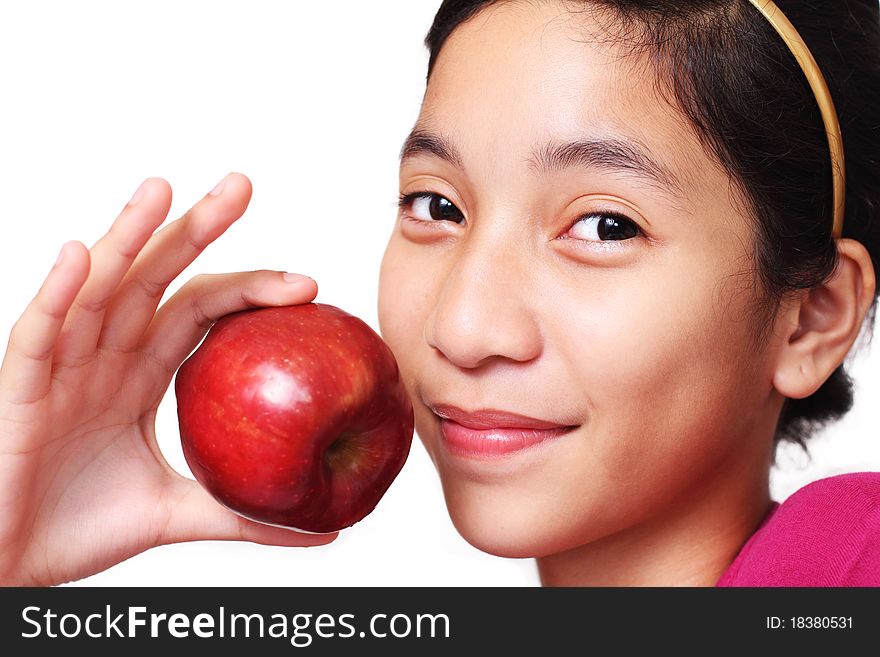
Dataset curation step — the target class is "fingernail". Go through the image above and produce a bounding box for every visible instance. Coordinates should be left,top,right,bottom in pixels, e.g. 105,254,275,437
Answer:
283,272,312,284
128,179,148,206
54,243,67,267
209,174,229,197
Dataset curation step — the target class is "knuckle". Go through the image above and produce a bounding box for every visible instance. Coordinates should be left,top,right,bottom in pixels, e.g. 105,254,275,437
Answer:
181,209,210,252
9,324,52,362
239,287,259,308
73,294,110,314
8,318,26,340
188,294,215,331
33,296,68,322
131,274,168,300
115,240,142,262
186,272,213,289
106,224,141,260
241,271,278,304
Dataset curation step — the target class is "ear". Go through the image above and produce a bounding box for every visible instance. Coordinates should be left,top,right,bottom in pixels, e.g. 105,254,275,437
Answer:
772,238,876,399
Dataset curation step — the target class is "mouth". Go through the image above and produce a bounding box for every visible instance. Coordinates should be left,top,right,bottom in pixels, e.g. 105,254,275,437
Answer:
429,403,579,459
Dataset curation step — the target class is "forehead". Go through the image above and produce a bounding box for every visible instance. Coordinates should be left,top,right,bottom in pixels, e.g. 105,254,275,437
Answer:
419,1,718,201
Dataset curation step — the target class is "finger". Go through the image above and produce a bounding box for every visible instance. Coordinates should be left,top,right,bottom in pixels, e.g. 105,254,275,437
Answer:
0,241,90,405
158,476,340,547
97,172,252,353
53,179,172,364
141,270,318,374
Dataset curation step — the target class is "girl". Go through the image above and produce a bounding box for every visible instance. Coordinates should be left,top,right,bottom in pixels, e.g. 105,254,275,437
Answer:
1,0,879,586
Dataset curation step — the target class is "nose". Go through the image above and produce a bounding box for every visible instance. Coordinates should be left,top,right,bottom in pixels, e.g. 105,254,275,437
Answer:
423,234,543,369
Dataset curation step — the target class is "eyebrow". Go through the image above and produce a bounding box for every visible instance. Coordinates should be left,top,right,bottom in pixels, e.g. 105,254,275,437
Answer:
400,129,465,170
400,128,685,199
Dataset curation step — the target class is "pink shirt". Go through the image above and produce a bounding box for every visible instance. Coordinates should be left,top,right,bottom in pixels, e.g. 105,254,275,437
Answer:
716,471,880,586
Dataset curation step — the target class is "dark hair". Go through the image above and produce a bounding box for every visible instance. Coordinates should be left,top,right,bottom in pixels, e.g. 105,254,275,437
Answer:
423,0,880,455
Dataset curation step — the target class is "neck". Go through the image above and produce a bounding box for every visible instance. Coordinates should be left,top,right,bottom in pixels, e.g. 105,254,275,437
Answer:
536,449,774,587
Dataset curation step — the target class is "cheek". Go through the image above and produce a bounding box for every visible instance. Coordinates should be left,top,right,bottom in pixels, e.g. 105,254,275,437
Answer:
377,237,438,390
564,260,764,482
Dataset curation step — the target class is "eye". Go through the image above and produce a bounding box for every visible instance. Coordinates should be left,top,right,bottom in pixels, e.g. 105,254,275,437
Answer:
568,211,642,242
398,192,465,225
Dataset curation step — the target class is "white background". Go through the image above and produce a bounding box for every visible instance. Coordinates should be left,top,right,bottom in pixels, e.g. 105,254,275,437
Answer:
1,0,878,586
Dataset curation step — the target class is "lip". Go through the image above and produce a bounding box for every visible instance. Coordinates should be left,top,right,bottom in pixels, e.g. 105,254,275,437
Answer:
430,403,573,430
430,403,578,458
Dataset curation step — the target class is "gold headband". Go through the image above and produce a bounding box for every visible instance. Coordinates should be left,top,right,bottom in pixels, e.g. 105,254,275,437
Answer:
746,0,845,239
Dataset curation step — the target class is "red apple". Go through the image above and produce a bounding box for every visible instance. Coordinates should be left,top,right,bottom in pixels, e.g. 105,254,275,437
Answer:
174,302,414,534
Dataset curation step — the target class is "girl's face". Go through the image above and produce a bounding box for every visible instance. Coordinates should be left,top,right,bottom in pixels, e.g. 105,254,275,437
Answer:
378,1,782,559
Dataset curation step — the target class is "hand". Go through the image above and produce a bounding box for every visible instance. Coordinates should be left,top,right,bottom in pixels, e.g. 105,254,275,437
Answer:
0,173,337,586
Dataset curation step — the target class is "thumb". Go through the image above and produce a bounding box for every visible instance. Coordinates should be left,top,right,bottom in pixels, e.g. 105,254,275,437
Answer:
158,476,340,548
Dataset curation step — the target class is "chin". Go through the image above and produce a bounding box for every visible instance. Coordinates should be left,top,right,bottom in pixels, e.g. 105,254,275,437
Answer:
440,483,577,559
449,511,543,559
